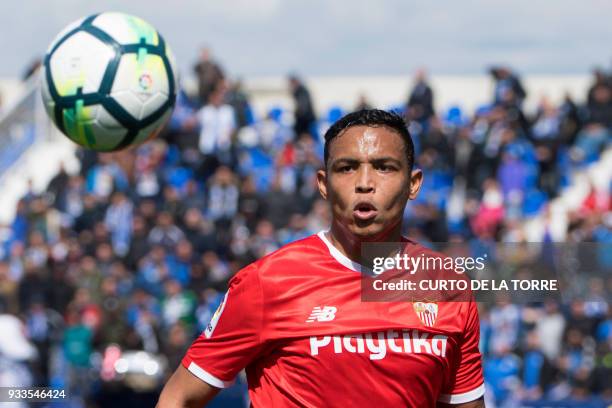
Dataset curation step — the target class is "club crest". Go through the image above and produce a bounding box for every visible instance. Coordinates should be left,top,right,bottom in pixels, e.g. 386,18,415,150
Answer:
413,302,438,327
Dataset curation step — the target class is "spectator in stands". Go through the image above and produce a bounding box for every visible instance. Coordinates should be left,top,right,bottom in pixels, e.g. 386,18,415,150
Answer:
206,165,239,224
531,96,563,197
585,77,612,128
200,251,230,289
193,47,224,107
288,74,316,139
0,313,37,406
490,66,527,108
148,212,185,251
226,79,252,128
197,81,237,173
406,68,435,123
104,191,133,257
161,278,196,329
86,154,128,199
46,163,69,204
137,245,171,298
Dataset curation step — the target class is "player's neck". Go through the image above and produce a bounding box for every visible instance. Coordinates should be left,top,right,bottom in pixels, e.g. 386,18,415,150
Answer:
326,222,402,265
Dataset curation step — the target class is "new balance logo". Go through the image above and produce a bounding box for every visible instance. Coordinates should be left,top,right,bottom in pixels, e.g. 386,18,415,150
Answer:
306,306,337,322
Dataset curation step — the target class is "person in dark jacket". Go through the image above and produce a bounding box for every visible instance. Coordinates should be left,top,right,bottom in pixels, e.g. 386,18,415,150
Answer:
288,74,316,139
406,68,435,122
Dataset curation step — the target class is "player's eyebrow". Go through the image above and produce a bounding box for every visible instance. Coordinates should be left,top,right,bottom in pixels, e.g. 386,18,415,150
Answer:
330,157,360,166
331,157,402,166
369,157,403,166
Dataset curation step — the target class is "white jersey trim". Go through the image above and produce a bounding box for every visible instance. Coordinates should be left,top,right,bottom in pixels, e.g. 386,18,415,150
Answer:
316,230,408,275
187,361,233,389
317,230,363,272
438,383,485,404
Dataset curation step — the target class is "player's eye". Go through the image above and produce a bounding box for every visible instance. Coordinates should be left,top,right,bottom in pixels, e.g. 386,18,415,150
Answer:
376,164,396,172
338,165,354,173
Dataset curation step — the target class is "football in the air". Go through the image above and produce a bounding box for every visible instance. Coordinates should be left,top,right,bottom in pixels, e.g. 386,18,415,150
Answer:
41,12,177,151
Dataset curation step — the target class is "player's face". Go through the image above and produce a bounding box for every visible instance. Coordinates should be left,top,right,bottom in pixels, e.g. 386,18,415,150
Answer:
317,125,422,240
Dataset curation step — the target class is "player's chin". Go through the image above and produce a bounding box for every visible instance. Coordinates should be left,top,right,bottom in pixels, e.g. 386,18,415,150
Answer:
349,218,385,240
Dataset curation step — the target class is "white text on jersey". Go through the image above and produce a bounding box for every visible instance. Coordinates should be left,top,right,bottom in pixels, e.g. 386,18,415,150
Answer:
309,330,448,360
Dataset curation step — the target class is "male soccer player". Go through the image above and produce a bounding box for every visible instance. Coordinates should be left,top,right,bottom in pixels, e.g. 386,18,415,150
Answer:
157,109,485,407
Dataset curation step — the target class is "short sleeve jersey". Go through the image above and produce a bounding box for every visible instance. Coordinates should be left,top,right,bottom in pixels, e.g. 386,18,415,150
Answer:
182,232,485,407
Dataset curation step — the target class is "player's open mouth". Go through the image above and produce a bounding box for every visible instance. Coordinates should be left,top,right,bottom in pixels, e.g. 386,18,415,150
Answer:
353,202,378,221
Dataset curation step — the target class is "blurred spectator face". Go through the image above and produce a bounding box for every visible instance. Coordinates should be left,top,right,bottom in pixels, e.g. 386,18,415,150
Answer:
318,125,420,239
93,222,109,241
133,288,149,305
74,287,92,307
157,212,174,228
30,197,48,215
566,328,583,348
185,180,199,197
95,243,114,263
139,200,157,220
202,251,219,268
0,262,9,281
199,47,211,62
109,261,127,279
82,194,97,209
414,68,427,83
169,323,187,347
213,166,234,186
570,301,585,317
110,191,125,205
68,175,84,188
176,240,193,260
132,215,147,235
241,177,257,194
255,220,275,237
101,276,118,296
288,77,299,92
208,82,227,106
544,299,559,314
150,245,166,263
163,279,181,297
28,231,45,247
184,208,202,228
80,256,97,274
592,85,611,104
288,214,306,230
10,241,25,258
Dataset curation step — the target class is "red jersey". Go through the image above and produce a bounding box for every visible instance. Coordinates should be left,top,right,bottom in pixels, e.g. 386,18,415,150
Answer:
182,232,485,407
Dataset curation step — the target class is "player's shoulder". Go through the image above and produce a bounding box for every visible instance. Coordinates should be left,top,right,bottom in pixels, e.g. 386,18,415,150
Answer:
255,233,326,272
230,233,326,283
401,237,446,259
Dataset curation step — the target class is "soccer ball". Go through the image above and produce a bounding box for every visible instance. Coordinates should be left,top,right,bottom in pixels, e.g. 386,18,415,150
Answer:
41,12,177,151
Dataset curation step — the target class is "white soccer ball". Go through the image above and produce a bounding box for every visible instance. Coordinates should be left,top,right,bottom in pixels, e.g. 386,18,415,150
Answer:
41,12,178,151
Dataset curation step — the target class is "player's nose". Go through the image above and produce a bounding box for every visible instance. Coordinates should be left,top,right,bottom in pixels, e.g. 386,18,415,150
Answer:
355,166,375,193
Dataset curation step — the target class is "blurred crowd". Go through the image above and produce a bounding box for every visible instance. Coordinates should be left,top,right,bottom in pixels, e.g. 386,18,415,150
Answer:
0,48,610,407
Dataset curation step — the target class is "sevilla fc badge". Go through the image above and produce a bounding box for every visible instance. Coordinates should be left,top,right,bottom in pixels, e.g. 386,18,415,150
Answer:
413,302,438,327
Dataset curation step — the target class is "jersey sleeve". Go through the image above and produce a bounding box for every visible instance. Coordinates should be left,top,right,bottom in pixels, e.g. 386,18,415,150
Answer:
181,264,265,388
438,300,485,404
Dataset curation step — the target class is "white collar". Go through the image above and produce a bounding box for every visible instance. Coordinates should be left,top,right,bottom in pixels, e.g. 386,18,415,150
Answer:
316,230,364,273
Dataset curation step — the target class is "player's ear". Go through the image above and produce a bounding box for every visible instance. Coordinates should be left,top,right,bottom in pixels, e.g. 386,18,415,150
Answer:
316,168,328,200
408,168,423,200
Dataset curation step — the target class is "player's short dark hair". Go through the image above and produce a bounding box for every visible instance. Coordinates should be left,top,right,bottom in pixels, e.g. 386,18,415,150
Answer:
323,109,414,171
